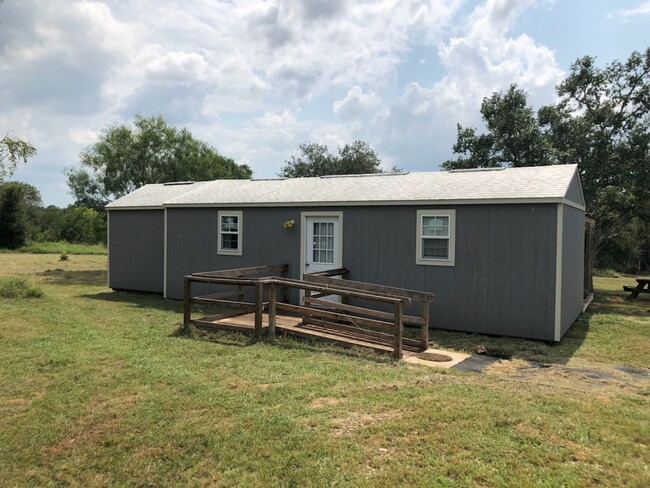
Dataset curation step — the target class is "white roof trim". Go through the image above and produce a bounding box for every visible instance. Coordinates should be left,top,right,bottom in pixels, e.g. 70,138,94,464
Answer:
106,206,165,211
162,197,581,209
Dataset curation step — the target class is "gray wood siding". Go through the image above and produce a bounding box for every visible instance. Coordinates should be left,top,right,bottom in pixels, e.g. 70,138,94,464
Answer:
108,210,164,293
166,207,303,300
560,205,585,336
166,203,561,340
566,174,585,207
341,204,558,340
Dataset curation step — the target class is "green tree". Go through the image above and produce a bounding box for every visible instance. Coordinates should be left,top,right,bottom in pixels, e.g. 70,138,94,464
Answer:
54,206,106,244
444,84,551,169
280,140,390,177
66,115,252,209
0,133,37,182
540,49,650,265
0,183,31,249
444,48,650,268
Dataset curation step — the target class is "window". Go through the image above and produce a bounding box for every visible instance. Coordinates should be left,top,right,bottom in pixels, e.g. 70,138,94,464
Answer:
218,211,242,255
312,222,335,264
416,209,455,266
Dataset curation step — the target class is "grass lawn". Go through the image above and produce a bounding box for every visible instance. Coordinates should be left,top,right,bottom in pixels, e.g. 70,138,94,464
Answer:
1,241,108,255
0,254,648,487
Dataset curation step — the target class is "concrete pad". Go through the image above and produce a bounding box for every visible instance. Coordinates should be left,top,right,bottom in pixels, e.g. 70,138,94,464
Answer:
404,348,470,369
452,354,501,373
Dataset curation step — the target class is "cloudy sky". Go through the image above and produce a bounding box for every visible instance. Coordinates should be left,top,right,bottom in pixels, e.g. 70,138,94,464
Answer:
1,0,648,207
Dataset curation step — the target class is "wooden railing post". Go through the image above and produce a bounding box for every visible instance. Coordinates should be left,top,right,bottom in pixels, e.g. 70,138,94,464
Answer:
420,298,430,351
268,282,277,338
183,277,192,330
393,301,403,360
281,266,288,303
303,286,312,324
254,281,263,337
341,269,350,305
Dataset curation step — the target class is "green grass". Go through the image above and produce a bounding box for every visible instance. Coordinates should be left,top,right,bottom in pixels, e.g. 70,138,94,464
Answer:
5,241,107,255
593,268,620,278
0,276,43,298
0,254,648,487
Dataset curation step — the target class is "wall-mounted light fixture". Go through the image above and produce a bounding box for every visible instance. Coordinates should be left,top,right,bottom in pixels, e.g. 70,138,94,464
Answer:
283,219,295,229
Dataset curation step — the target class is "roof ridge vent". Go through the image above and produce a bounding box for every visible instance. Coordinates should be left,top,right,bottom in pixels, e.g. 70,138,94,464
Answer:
320,172,409,179
251,178,286,181
447,167,505,173
163,181,195,186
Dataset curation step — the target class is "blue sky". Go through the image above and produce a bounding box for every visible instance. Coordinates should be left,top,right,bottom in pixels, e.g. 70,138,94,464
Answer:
1,0,648,207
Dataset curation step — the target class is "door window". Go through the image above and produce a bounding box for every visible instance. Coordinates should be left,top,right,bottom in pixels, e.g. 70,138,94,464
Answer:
312,222,335,263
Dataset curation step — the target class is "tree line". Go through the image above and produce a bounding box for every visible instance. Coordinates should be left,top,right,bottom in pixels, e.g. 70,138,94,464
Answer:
1,48,648,272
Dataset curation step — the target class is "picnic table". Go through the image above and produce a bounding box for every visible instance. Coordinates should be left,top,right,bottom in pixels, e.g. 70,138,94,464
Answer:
624,278,650,300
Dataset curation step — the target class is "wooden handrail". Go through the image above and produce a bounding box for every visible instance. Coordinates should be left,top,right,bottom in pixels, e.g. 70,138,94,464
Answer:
305,267,349,278
183,265,431,359
192,264,288,278
304,273,434,301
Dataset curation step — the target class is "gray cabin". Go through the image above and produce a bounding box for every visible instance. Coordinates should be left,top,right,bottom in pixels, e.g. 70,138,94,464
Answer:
106,164,586,342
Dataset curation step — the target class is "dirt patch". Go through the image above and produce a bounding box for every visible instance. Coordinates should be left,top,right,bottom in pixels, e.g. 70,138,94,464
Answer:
332,410,403,437
0,397,29,406
309,397,345,409
515,422,595,463
487,359,650,397
48,392,142,455
415,352,454,362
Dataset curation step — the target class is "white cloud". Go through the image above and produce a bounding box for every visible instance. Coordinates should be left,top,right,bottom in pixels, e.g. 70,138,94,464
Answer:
69,128,99,145
333,86,381,121
364,0,563,171
611,1,650,20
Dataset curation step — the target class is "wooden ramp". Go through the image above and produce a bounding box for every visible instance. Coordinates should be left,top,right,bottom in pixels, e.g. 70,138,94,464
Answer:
183,265,434,359
193,312,420,357
193,312,301,334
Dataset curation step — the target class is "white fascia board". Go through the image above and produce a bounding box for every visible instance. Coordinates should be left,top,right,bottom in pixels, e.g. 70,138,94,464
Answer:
162,197,568,209
105,206,164,211
562,199,586,211
554,203,564,342
163,208,168,298
106,210,110,288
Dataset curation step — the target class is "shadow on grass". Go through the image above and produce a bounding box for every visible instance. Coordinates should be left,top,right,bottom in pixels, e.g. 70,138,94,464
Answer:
171,324,394,364
428,311,595,366
38,269,107,286
83,291,389,362
429,289,648,365
589,289,650,317
82,291,184,313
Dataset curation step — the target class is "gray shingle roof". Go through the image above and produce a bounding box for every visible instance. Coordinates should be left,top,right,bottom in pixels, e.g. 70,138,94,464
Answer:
105,181,208,209
106,165,582,209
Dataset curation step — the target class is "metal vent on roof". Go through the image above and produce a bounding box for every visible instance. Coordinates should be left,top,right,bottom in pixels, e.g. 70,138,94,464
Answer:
320,172,409,179
163,181,195,186
447,167,505,173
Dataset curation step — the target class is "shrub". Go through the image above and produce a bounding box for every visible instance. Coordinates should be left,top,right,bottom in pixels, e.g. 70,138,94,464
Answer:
59,251,68,261
0,277,44,298
593,268,619,278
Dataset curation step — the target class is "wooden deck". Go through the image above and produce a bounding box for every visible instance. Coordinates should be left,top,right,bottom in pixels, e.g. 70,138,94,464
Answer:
193,312,421,357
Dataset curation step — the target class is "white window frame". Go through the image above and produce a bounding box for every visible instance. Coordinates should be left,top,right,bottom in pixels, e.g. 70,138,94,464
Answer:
218,210,243,256
416,209,456,267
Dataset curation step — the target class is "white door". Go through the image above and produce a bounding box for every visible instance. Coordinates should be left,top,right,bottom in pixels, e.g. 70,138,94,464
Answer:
304,215,342,303
305,216,341,275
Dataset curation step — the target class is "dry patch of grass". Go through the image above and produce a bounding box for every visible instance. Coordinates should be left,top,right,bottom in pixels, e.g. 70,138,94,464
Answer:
331,409,404,437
